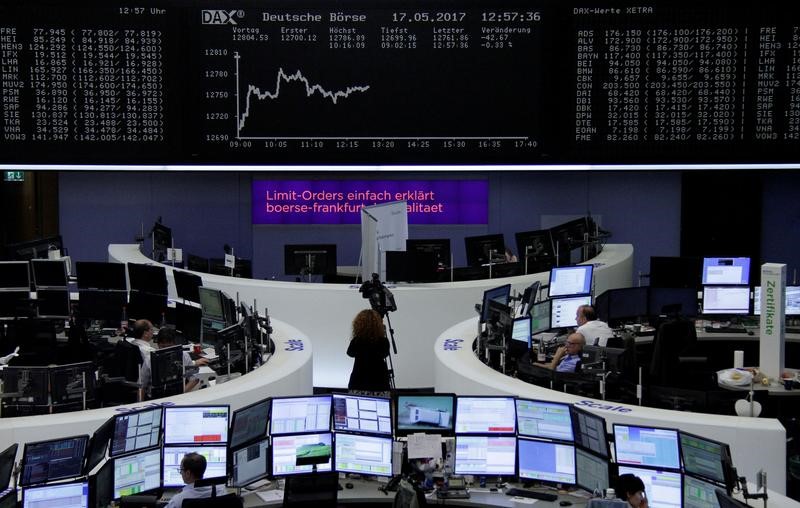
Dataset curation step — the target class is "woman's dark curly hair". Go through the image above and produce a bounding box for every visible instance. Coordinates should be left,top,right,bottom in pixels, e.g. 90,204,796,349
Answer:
352,309,386,339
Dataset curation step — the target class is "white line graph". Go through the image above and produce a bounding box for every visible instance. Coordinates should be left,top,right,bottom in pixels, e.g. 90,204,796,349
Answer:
236,52,370,132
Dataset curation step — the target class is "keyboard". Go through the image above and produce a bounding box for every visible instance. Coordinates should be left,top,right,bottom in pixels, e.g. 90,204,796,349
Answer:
505,488,558,501
437,489,470,499
705,326,748,334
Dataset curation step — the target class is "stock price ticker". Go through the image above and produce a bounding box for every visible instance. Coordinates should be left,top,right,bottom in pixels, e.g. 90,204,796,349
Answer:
1,1,800,166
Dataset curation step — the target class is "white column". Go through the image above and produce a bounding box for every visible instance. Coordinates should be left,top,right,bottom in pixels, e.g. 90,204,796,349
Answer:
759,263,786,378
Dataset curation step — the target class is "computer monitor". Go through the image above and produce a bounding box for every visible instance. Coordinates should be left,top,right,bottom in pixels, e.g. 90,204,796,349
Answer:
509,316,532,355
150,346,185,397
516,399,573,441
613,424,680,470
679,432,731,485
575,448,610,494
1,366,49,406
0,444,18,492
551,295,593,329
77,290,127,323
50,361,96,406
648,287,699,318
163,406,229,445
395,393,456,436
0,290,31,319
110,407,163,458
175,301,202,343
531,299,552,334
455,396,516,434
231,437,269,488
480,284,511,324
518,438,576,485
162,445,227,488
22,480,88,508
464,234,505,267
283,244,337,276
550,218,591,265
570,406,609,458
85,418,113,475
186,254,209,273
173,270,202,303
617,465,682,508
332,393,392,436
385,250,439,283
454,435,516,476
112,448,161,499
0,261,30,289
270,395,332,436
549,265,593,298
515,229,555,272
334,433,393,477
406,238,451,268
702,257,751,286
270,433,333,476
126,291,167,324
605,287,649,325
754,286,800,316
20,435,89,486
152,222,172,257
684,475,722,508
519,281,541,316
30,259,68,288
90,459,113,508
702,286,750,315
649,256,702,289
198,287,225,322
715,488,750,508
126,263,168,296
35,289,71,318
76,262,127,291
230,399,270,449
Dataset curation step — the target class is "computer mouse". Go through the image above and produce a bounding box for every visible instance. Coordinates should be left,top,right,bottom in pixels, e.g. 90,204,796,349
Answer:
345,482,354,489
560,501,572,506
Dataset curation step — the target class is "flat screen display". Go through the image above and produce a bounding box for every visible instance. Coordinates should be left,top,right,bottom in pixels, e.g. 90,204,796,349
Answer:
332,393,392,436
334,433,393,477
455,396,516,434
614,424,680,470
162,445,227,488
517,438,575,485
480,284,511,324
702,258,750,286
571,406,609,458
231,438,269,488
454,436,516,476
31,259,68,288
702,286,750,315
0,261,30,289
112,448,161,499
271,433,333,477
22,481,88,508
21,435,89,486
617,465,682,508
753,286,800,316
510,316,531,345
575,448,610,494
516,399,573,441
230,399,270,449
679,432,730,485
76,262,127,291
270,395,332,436
531,299,552,334
110,407,163,458
395,394,456,436
549,265,593,297
551,295,593,329
684,475,722,508
163,406,229,445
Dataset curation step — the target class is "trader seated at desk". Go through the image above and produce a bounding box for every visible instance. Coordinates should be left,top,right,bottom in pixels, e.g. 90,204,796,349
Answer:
156,327,208,392
535,332,585,372
164,452,212,508
576,305,615,347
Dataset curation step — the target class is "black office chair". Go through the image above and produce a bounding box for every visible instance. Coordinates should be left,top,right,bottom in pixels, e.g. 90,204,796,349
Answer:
649,317,708,389
283,471,339,508
99,339,143,405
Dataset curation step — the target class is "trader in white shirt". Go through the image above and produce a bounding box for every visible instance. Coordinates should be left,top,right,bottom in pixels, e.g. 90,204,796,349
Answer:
165,453,213,508
129,319,156,397
575,305,615,347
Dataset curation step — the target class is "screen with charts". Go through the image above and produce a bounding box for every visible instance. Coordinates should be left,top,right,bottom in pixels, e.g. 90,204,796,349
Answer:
112,448,161,499
702,286,750,315
110,407,162,457
230,399,270,449
575,448,610,493
549,265,593,297
510,316,532,345
753,286,800,316
332,393,392,435
680,432,730,485
702,258,750,286
21,435,89,486
571,407,609,458
614,425,680,470
163,406,229,445
271,433,333,476
270,395,332,435
517,438,576,485
231,438,269,488
334,433,393,477
551,295,593,329
516,399,573,441
454,436,516,476
684,475,722,508
395,394,456,435
162,445,227,488
618,465,682,508
22,481,89,508
455,396,516,434
531,299,552,335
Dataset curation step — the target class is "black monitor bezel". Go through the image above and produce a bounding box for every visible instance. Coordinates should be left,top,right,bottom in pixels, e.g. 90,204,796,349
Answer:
173,270,203,303
406,238,451,267
575,446,611,494
548,264,594,298
570,405,610,458
612,423,682,472
109,406,164,459
679,431,733,487
333,432,394,478
162,405,230,446
0,261,30,290
35,288,71,319
480,284,511,324
269,432,334,478
76,262,128,291
394,392,457,437
0,443,18,492
515,398,575,442
549,294,593,330
111,447,163,500
453,434,517,477
49,361,96,406
85,417,114,475
126,263,168,296
464,233,505,267
517,436,577,487
30,259,68,288
454,395,517,435
20,434,90,487
229,398,271,450
269,395,332,436
230,436,270,488
161,444,228,488
331,392,393,437
21,478,89,506
283,244,337,276
701,285,751,316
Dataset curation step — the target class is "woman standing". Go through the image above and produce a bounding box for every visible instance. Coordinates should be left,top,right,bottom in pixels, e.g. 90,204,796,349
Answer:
347,309,391,394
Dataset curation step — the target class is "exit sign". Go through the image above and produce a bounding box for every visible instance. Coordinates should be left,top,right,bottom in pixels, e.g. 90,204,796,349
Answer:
4,171,24,182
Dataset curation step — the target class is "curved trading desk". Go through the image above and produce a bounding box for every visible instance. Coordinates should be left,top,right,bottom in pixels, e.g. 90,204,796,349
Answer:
433,317,788,494
0,319,312,458
109,243,634,388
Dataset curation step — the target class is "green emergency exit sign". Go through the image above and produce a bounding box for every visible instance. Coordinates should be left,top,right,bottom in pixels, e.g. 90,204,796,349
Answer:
4,171,24,182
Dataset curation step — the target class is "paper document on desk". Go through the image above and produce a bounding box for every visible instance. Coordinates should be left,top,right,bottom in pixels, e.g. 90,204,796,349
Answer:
202,347,219,360
256,490,284,503
407,433,443,460
510,496,539,504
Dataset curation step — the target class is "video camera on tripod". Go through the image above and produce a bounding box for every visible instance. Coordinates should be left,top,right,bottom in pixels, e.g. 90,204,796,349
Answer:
359,273,397,316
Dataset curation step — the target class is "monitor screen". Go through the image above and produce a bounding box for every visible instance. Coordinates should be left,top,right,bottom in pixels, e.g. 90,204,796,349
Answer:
454,436,516,476
150,345,184,390
518,438,576,485
510,316,531,346
0,444,18,492
395,394,456,436
515,229,555,264
230,399,270,450
650,256,702,289
0,290,31,319
549,265,593,297
571,406,609,458
110,407,163,458
162,446,227,488
575,448,610,494
76,262,127,291
332,393,392,436
126,263,168,296
516,399,573,441
334,433,393,477
702,258,750,286
531,299,552,334
21,435,89,486
163,406,229,445
648,287,699,318
551,295,593,329
614,424,680,470
112,448,161,500
231,438,269,488
0,261,30,289
271,433,333,476
127,291,167,323
77,290,127,323
617,465,682,508
754,286,800,316
607,287,649,323
85,418,113,475
270,395,332,436
90,459,113,508
455,396,516,434
198,287,225,322
680,432,730,485
406,238,451,267
480,284,511,324
702,286,750,315
31,259,68,288
22,480,88,508
684,475,722,508
464,234,506,267
283,244,337,276
1,367,49,405
152,222,172,252
173,270,202,303
519,281,541,316
35,289,71,318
